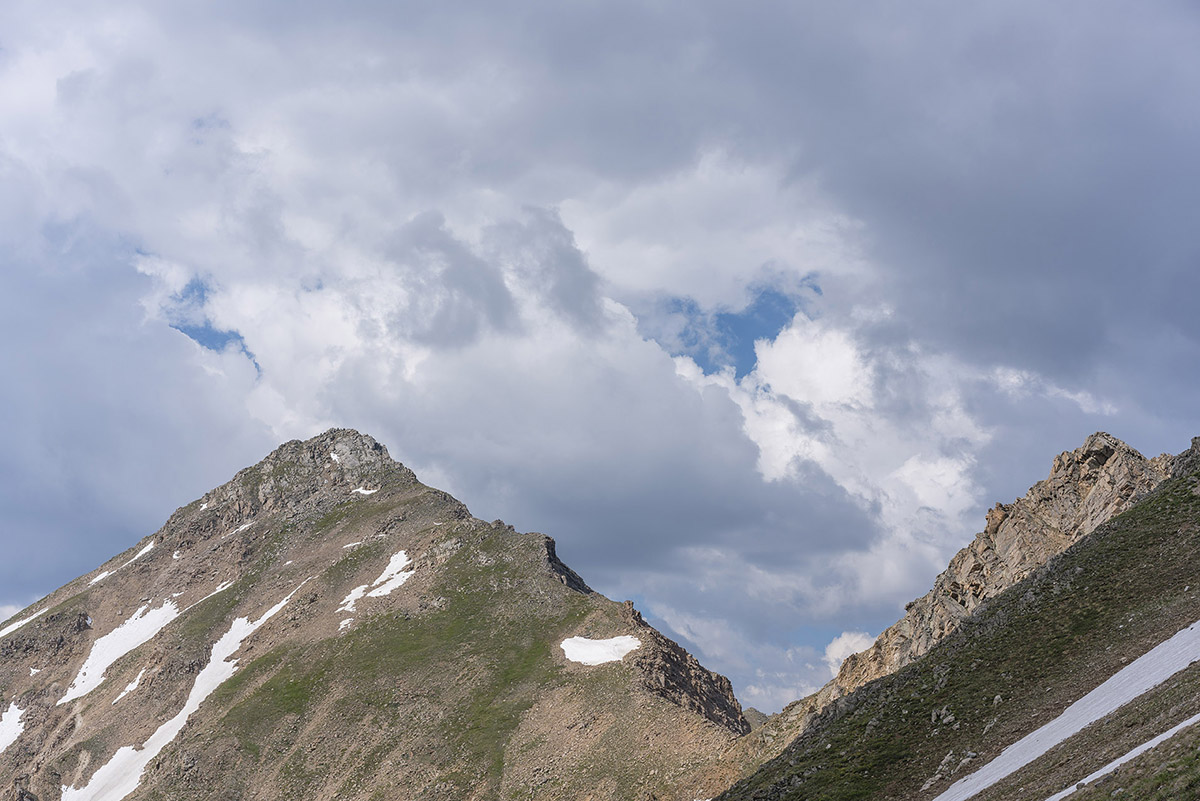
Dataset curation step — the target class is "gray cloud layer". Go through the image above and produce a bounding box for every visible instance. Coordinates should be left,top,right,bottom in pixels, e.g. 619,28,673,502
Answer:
2,0,1197,710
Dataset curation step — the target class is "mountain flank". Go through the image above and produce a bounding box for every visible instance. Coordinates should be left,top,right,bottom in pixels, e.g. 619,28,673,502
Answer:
720,435,1200,799
5,428,1199,801
724,432,1176,776
0,429,747,801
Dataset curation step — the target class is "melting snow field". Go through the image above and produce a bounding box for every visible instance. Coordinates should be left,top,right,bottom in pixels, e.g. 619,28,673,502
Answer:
560,635,641,665
0,702,24,757
936,618,1200,801
58,582,234,707
351,486,377,495
58,601,182,706
0,608,46,639
61,580,310,801
338,551,414,614
58,599,180,705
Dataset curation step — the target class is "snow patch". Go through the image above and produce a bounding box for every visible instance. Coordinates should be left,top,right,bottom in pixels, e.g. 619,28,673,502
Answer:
0,702,24,757
339,618,353,631
224,522,254,538
112,669,146,705
29,667,40,676
561,635,641,665
199,502,208,511
365,552,415,598
338,551,414,612
0,608,46,639
172,551,181,560
343,541,362,549
330,451,340,463
88,542,155,586
60,579,310,801
936,618,1200,801
351,487,378,495
1044,710,1200,801
59,601,180,706
337,585,369,614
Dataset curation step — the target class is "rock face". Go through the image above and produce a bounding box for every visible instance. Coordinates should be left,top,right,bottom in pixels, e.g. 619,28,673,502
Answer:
0,429,747,801
719,446,1200,801
835,432,1172,697
731,431,1175,770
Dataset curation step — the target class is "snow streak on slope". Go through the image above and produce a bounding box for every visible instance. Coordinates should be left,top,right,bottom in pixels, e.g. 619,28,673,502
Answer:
561,635,641,665
1044,710,1200,800
59,583,235,706
338,550,414,613
0,608,46,639
89,542,155,586
58,601,180,706
61,579,311,801
0,702,24,756
935,619,1200,801
111,669,146,706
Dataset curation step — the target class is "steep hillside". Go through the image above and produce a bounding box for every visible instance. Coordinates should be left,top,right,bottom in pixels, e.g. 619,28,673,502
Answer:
720,437,1200,800
727,432,1173,774
0,430,747,801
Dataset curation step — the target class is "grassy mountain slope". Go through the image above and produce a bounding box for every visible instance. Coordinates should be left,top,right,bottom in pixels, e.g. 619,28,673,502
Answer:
720,457,1200,800
0,430,747,801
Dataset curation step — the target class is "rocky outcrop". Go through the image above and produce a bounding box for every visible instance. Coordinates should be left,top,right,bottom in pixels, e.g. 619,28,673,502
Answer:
732,431,1175,769
834,432,1170,697
624,603,751,736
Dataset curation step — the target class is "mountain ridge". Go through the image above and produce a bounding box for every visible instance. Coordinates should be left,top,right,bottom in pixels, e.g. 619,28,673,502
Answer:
0,429,747,801
719,434,1200,799
721,431,1180,779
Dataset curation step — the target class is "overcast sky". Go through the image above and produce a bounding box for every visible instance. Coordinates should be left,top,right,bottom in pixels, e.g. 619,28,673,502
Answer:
2,1,1198,712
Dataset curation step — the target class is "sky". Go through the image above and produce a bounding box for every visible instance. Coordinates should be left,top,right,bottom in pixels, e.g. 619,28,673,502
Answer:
1,1,1198,713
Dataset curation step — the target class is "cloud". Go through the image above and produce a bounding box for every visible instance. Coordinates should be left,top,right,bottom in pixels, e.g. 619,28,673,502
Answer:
823,631,875,678
1,0,1198,714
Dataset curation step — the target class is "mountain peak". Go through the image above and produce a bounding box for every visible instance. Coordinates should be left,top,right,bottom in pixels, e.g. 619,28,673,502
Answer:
1,431,747,801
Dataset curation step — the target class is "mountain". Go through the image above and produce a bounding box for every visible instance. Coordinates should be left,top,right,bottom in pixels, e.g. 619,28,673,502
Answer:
7,428,1200,801
724,432,1175,776
0,430,748,801
720,435,1200,800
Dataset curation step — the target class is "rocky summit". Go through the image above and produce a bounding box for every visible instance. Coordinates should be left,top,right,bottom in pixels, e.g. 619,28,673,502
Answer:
0,430,747,801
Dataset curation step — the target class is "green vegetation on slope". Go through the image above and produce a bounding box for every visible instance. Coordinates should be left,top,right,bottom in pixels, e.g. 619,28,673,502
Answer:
720,471,1200,800
209,522,597,799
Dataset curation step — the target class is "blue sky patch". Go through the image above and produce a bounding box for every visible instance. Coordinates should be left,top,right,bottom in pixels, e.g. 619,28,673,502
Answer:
164,277,260,370
638,282,817,378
